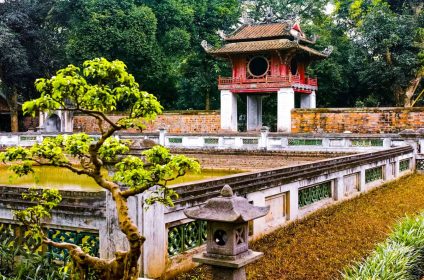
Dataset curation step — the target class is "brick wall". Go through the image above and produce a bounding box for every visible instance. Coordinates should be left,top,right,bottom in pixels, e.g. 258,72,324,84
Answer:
292,107,424,133
73,111,221,134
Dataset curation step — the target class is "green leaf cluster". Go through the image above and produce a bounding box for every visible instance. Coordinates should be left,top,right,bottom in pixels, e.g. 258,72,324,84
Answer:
25,58,162,124
114,145,200,207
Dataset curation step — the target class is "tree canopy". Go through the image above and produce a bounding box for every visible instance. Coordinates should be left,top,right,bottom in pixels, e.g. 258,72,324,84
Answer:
49,0,240,110
0,0,63,131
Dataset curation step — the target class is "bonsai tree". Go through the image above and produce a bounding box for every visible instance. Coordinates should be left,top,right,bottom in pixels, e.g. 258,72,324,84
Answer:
0,58,200,280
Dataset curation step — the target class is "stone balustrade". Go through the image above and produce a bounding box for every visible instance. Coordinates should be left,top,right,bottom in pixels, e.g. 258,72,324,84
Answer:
0,145,417,278
0,130,422,154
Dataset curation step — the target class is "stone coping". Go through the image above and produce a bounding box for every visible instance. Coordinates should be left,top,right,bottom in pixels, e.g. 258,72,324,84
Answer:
0,132,412,137
160,132,403,137
293,107,424,113
73,110,220,116
169,148,349,157
169,146,413,208
0,186,106,215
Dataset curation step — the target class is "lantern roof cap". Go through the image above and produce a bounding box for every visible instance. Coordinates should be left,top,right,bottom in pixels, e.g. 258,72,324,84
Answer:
184,185,269,223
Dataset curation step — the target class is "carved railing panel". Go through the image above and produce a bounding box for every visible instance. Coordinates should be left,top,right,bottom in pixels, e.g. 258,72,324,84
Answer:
167,220,207,257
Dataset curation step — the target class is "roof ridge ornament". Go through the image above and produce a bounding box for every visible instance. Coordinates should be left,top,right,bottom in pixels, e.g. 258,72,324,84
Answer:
201,40,213,52
217,30,226,40
323,45,334,56
263,7,275,23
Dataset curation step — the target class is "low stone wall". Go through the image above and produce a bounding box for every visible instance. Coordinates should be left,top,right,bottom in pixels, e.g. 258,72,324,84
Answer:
292,107,424,133
73,111,221,134
0,146,418,279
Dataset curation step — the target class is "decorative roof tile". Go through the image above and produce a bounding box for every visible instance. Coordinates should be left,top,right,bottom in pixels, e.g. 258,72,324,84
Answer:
208,39,327,58
225,22,291,42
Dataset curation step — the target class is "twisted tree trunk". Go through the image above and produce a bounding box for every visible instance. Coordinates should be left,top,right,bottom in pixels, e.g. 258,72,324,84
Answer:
404,76,422,107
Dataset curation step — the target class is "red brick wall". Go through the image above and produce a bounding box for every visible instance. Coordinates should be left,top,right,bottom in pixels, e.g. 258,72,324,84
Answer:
292,107,424,133
73,111,221,133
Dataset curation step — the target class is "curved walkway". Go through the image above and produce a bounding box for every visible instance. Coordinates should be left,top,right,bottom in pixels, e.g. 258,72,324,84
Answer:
176,173,424,280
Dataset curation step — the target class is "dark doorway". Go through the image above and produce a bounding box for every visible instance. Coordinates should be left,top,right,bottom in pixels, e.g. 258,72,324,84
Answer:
0,114,11,132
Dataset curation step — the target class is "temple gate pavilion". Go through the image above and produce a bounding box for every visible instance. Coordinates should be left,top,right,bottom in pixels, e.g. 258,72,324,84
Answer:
203,21,331,132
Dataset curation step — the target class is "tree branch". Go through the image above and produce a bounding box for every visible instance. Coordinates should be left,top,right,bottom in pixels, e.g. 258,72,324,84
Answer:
32,159,91,176
44,238,110,269
121,185,152,199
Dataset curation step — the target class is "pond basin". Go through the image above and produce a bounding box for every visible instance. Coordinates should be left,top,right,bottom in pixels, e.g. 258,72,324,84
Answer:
0,166,242,192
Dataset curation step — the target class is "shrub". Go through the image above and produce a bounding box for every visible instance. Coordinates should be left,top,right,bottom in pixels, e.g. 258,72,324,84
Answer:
0,236,67,280
343,212,424,279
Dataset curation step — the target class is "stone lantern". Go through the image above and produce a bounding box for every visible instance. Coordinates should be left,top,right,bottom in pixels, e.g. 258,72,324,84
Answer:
184,185,269,280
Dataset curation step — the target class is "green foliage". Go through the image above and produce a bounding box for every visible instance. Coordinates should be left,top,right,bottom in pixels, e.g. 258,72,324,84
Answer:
0,190,66,280
145,0,240,109
343,212,424,279
0,244,68,280
348,3,422,105
306,20,356,107
64,134,93,158
53,0,162,106
29,58,157,115
25,58,163,130
12,189,62,245
332,0,424,106
0,0,65,128
114,145,200,207
344,242,419,279
248,0,328,23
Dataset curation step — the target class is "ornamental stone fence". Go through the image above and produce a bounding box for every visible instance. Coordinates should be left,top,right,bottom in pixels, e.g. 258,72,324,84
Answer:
0,129,422,154
0,145,419,279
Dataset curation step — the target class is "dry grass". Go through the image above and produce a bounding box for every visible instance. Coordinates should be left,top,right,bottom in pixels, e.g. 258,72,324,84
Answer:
175,173,424,280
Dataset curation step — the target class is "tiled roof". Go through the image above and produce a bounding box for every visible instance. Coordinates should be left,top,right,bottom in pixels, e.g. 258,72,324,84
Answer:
208,39,327,58
298,44,328,58
226,22,290,42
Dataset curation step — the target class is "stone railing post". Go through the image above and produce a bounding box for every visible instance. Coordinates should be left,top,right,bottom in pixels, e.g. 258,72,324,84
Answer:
158,127,167,146
383,138,391,149
259,126,269,150
399,129,419,155
141,191,166,278
334,176,345,201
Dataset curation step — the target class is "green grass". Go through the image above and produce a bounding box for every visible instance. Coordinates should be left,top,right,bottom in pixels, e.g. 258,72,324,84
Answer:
175,173,424,280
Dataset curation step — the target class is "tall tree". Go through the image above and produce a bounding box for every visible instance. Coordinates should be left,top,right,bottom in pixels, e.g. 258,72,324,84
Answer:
247,0,329,23
0,58,200,280
335,0,423,106
145,0,240,110
306,20,357,107
0,0,63,131
53,0,165,108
